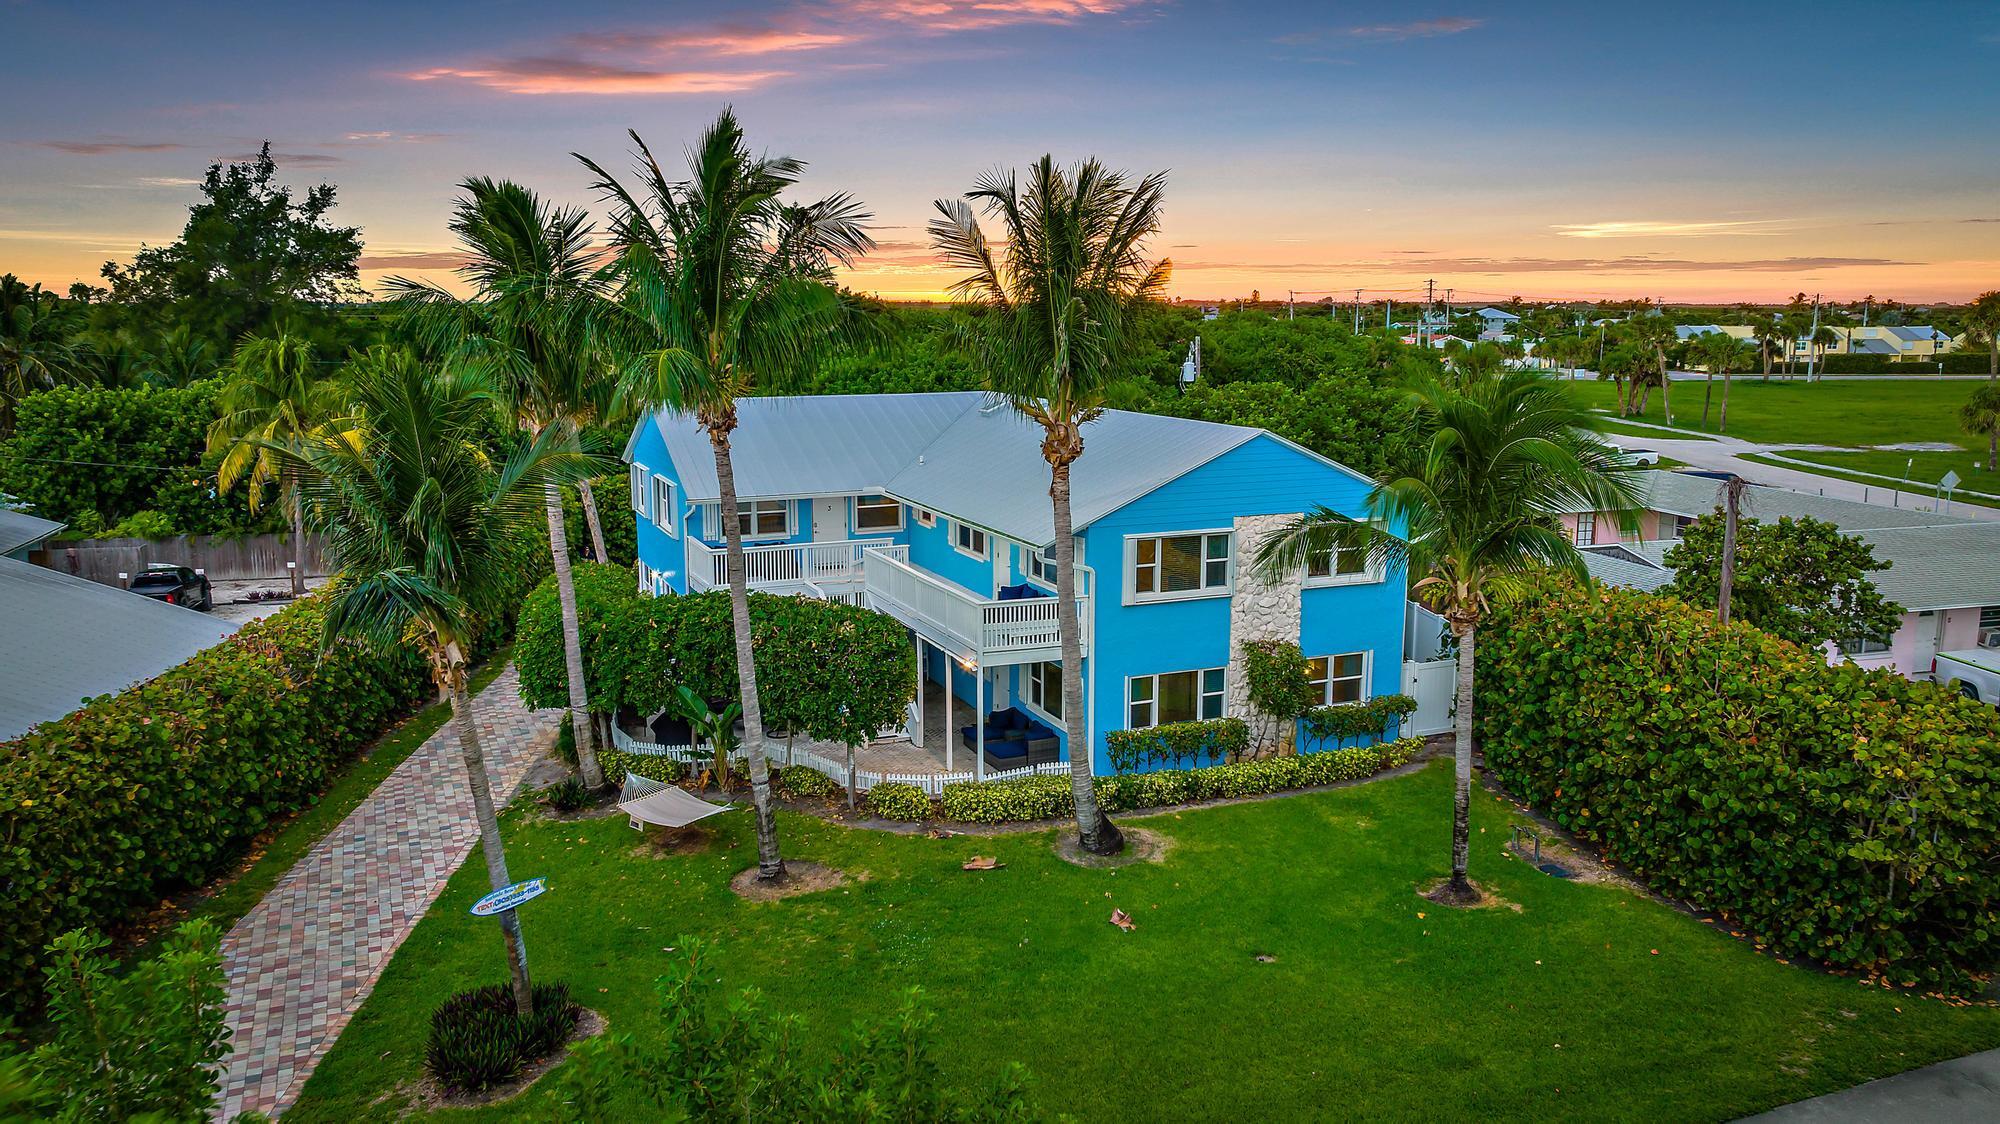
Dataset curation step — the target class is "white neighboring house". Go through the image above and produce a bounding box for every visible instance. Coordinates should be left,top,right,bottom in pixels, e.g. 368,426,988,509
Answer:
1474,307,1519,337
1566,470,2000,690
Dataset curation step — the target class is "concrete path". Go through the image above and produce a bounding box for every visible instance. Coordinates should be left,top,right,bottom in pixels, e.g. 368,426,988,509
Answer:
1744,1048,2000,1122
1599,418,2000,522
212,664,558,1119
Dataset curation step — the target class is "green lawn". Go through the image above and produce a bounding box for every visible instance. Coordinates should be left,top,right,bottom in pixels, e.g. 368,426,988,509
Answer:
1735,455,2000,512
124,647,513,965
289,763,2000,1122
1784,449,2000,498
1568,378,1984,449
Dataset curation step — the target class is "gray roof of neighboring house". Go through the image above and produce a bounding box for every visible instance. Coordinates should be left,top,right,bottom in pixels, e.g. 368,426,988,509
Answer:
1851,338,1900,355
1476,307,1519,320
1580,544,1674,592
643,393,1352,547
0,509,65,556
0,557,231,740
1882,325,1945,343
1625,470,1970,530
1847,523,2000,611
1675,324,1724,340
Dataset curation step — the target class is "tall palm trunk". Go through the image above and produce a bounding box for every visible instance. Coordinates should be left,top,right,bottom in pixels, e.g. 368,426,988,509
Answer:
1052,457,1121,855
576,478,609,563
1449,620,1476,894
446,647,533,1016
1659,361,1673,424
1701,367,1715,427
544,483,604,789
1719,368,1733,433
1988,339,1996,381
287,483,307,597
710,424,785,880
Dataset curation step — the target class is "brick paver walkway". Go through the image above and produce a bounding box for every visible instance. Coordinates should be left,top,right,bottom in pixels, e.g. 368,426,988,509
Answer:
212,664,558,1119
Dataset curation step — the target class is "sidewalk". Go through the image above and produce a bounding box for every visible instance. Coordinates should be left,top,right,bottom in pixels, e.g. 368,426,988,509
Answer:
1744,1048,2000,1122
211,664,558,1119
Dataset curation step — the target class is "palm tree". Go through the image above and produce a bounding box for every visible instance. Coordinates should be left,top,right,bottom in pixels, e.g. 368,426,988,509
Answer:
387,178,618,790
929,156,1170,857
1700,332,1751,433
579,111,872,881
1962,382,2000,468
1750,314,1782,382
276,345,594,1015
1964,290,2000,380
1254,369,1642,901
1808,324,1839,380
0,274,87,436
208,334,345,596
1628,315,1677,423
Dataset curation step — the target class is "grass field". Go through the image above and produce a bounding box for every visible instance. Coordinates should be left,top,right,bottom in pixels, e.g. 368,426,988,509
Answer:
1784,449,2000,497
123,647,513,965
288,762,2000,1123
1737,455,2000,511
1567,377,1985,449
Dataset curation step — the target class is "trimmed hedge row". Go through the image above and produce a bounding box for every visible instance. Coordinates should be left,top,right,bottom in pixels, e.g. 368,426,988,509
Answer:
1476,577,2000,987
880,739,1424,825
0,561,544,1018
1105,717,1247,773
865,782,931,821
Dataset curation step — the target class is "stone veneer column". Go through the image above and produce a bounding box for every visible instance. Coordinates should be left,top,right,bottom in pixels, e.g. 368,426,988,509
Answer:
1227,513,1304,752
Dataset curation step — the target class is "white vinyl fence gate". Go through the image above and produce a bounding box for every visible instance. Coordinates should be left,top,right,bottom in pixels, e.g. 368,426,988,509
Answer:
1402,658,1457,737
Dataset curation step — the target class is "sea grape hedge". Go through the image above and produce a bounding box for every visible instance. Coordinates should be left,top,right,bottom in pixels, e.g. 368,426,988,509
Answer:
0,560,544,1017
1476,577,2000,988
1105,717,1248,773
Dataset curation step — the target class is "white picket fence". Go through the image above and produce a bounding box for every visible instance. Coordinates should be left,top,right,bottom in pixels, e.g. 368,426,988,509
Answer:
611,724,1069,796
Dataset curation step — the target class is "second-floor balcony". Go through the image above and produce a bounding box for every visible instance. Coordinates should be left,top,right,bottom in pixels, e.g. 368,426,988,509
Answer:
685,537,874,597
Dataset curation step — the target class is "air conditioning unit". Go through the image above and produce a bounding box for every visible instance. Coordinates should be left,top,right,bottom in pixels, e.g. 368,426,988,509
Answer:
1980,628,2000,650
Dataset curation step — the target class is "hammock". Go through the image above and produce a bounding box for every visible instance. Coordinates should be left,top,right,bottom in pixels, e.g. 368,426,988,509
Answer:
617,772,736,831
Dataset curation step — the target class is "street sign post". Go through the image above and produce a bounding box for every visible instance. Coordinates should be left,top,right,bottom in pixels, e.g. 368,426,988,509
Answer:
471,877,548,917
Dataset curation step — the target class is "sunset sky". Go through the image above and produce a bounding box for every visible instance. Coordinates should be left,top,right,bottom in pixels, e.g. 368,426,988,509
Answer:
6,0,1998,304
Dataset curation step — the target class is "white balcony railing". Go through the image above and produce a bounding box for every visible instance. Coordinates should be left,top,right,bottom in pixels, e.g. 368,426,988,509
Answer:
684,538,880,593
862,546,1088,665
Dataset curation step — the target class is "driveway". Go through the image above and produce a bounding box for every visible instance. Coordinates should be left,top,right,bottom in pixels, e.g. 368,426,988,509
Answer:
207,576,329,631
1743,1047,2000,1122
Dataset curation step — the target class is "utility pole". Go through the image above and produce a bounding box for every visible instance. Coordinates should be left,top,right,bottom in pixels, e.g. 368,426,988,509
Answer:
1386,298,1394,336
1423,278,1436,347
1288,290,1295,321
1718,475,1745,625
1805,293,1822,382
1353,288,1363,333
1445,287,1454,336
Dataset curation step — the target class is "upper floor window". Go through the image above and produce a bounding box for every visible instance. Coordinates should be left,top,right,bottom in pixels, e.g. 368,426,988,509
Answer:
954,521,988,560
1024,543,1056,586
1306,652,1369,705
1305,543,1379,585
855,494,903,532
1572,512,1595,547
629,463,648,514
651,477,677,535
1130,532,1231,601
738,500,791,540
1128,667,1225,729
916,508,936,528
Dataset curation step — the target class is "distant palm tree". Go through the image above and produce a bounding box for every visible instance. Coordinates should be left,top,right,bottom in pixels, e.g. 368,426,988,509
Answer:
277,346,594,1016
1808,324,1839,380
208,334,345,596
387,178,618,789
1254,369,1642,901
1698,332,1752,433
1750,314,1783,382
929,156,1170,857
147,325,218,386
0,274,87,436
1962,382,2000,468
579,110,872,881
1628,315,1677,423
1964,290,2000,381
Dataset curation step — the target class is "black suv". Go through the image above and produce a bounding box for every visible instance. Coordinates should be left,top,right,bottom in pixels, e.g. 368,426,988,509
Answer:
131,565,213,611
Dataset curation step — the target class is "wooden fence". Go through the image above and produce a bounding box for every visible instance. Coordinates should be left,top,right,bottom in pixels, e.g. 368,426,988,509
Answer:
29,533,333,585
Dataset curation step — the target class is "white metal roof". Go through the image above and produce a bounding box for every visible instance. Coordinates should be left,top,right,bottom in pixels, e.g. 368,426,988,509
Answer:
1619,470,1970,530
1847,523,2000,611
0,557,231,740
0,509,64,556
638,392,1317,547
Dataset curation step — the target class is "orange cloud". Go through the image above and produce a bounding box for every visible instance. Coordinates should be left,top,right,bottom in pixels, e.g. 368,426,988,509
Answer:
404,60,786,95
570,26,856,56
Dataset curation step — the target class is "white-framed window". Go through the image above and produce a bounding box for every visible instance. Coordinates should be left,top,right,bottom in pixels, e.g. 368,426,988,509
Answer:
854,494,903,533
1024,542,1056,587
1024,661,1063,720
651,476,677,535
1129,531,1231,602
1305,543,1380,586
1127,667,1226,729
1306,652,1369,705
954,521,988,560
1842,635,1892,657
1573,512,1595,546
737,499,792,540
916,508,936,528
628,463,648,514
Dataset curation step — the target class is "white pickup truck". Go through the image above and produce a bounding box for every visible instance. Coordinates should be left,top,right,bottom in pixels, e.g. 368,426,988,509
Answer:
1936,646,2000,706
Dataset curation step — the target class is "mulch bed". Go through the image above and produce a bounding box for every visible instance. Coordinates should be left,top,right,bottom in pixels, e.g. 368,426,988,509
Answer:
729,860,857,901
1052,825,1173,869
410,1006,606,1111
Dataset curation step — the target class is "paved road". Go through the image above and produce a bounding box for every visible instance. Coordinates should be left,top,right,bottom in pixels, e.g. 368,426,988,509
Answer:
1599,420,2000,522
1744,1048,2000,1122
212,664,557,1119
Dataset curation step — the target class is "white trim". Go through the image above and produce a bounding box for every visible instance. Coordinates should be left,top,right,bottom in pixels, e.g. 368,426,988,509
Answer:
1124,665,1227,730
1021,660,1064,725
650,476,678,536
853,493,905,533
1306,650,1373,706
1302,545,1385,588
1122,529,1235,606
736,499,795,541
952,520,989,561
1020,541,1056,589
629,462,649,515
915,507,937,528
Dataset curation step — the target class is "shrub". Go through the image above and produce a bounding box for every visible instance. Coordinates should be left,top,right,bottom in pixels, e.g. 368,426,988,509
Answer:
1241,639,1313,750
542,778,592,813
775,764,840,800
864,782,932,821
599,748,688,786
940,775,1073,824
99,508,178,540
1301,694,1419,747
425,983,580,1093
1105,717,1248,773
0,562,543,1020
514,562,642,711
1477,576,2000,987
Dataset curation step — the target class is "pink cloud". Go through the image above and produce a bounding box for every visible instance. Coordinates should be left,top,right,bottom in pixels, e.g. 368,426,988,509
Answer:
403,60,786,96
839,0,1143,32
37,140,185,155
570,25,856,56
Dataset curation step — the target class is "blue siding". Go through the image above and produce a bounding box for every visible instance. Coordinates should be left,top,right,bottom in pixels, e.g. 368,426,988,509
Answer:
629,421,686,593
1080,434,1404,774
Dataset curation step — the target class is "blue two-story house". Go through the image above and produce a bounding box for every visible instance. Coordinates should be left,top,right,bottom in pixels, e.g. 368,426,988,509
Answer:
623,392,1405,778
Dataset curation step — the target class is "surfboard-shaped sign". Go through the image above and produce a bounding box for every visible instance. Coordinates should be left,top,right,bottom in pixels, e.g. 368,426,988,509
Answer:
471,877,548,917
